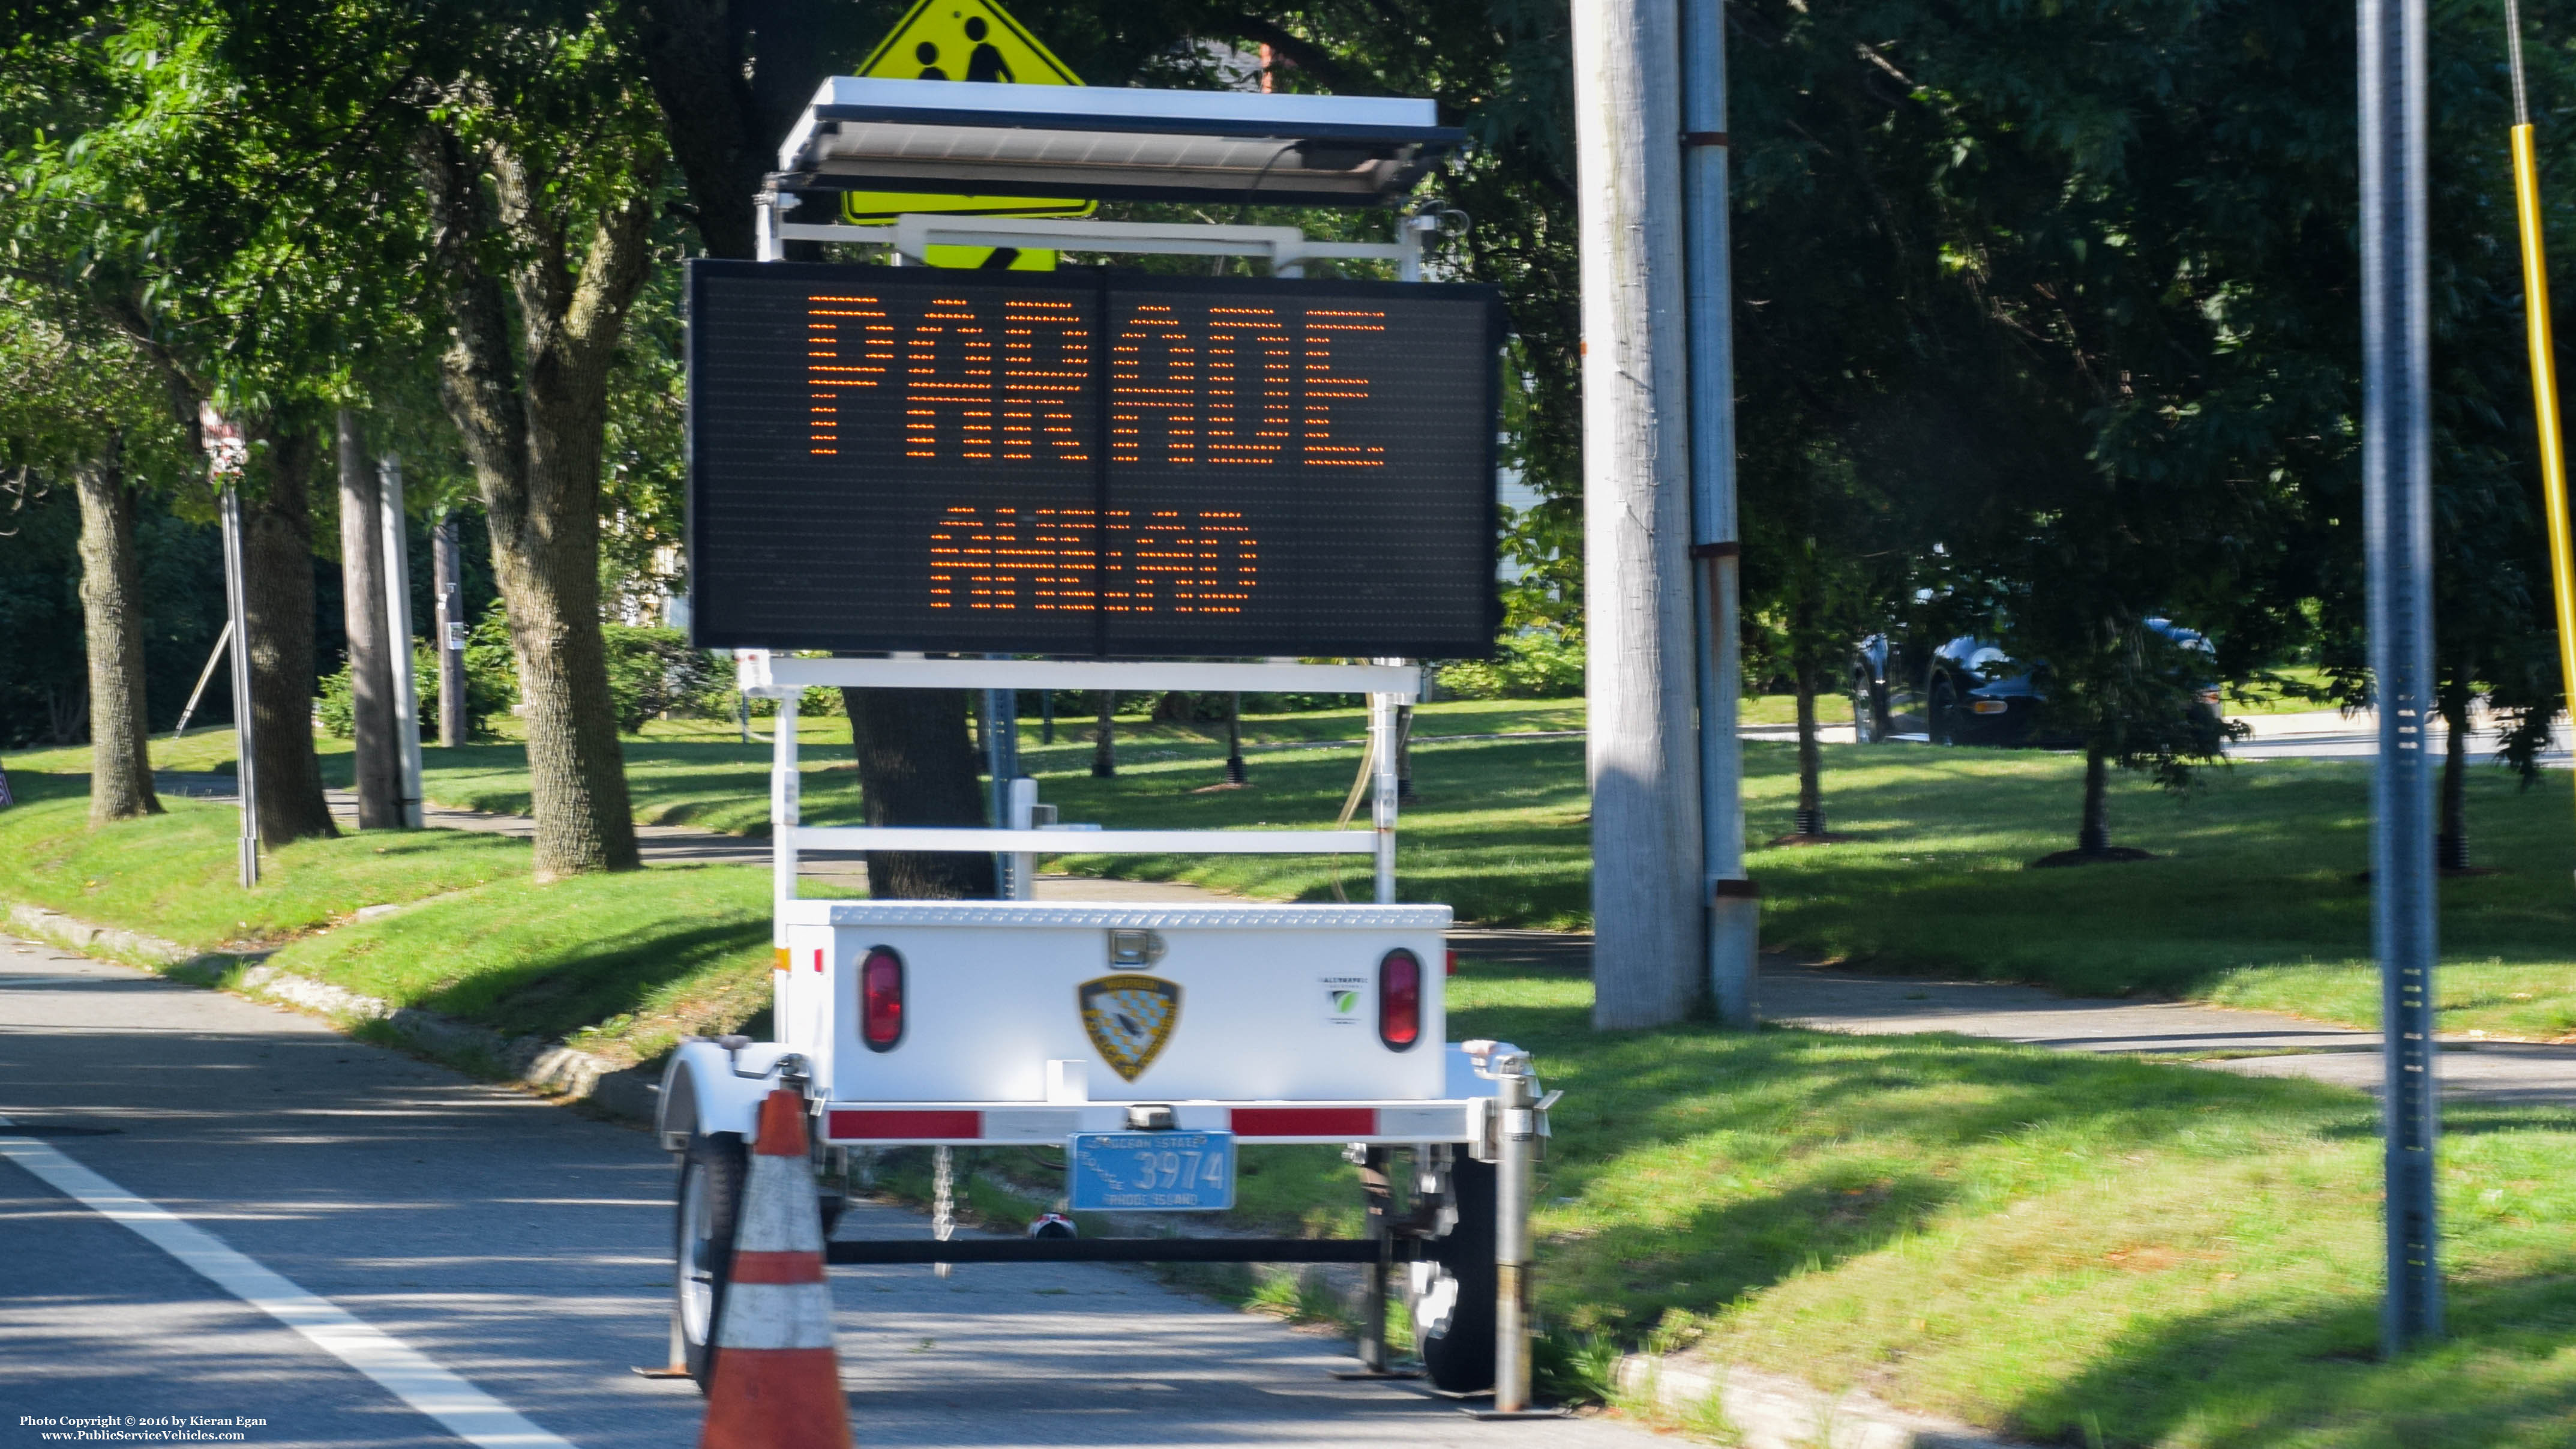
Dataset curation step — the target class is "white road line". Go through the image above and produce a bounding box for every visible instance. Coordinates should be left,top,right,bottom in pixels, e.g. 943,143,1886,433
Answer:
0,1114,574,1449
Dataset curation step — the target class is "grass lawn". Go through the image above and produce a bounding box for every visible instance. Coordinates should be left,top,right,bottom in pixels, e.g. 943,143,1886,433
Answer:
249,864,775,1065
1031,733,2576,1040
0,759,775,1061
11,731,2576,1442
0,768,527,955
17,710,2576,1037
905,962,2576,1447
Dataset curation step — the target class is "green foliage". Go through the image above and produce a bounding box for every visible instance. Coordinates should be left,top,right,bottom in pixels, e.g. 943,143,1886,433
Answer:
599,626,728,732
317,637,515,741
1437,628,1584,699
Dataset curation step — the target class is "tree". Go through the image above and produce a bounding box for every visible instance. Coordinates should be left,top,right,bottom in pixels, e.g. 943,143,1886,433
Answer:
0,298,174,820
73,435,163,822
1,6,404,846
406,18,662,879
624,0,1007,896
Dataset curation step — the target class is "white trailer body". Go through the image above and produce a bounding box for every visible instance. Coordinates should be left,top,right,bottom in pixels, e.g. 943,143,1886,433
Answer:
782,902,1464,1134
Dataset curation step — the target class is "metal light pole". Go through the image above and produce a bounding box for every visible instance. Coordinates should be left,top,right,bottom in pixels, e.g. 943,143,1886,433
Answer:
218,486,259,888
2359,0,2442,1353
984,678,1018,897
1681,0,1755,1025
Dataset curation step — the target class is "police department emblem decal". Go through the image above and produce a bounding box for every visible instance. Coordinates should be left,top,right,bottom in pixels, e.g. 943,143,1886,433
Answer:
1079,974,1181,1082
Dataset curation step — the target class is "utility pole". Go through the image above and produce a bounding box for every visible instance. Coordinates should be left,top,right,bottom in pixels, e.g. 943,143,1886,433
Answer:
1574,0,1704,1028
1681,0,1755,1025
337,409,398,828
379,454,425,827
2359,0,2441,1353
433,511,467,748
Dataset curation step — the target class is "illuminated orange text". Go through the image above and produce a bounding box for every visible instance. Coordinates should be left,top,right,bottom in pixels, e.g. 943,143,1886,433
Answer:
929,507,1258,614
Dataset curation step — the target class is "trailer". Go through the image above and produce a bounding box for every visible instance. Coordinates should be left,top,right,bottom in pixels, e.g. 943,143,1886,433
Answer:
655,72,1555,1417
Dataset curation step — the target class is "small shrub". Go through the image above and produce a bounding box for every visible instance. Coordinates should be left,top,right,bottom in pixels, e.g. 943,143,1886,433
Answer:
600,625,732,732
1439,628,1585,700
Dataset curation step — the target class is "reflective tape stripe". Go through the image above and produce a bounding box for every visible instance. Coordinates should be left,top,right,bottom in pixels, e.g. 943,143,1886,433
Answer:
730,1250,826,1285
1230,1106,1377,1136
734,1154,827,1255
713,1281,837,1351
827,1109,982,1140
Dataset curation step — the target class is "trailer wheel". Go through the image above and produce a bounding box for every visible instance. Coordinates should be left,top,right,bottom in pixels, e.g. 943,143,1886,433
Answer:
1409,1154,1498,1393
674,1131,748,1393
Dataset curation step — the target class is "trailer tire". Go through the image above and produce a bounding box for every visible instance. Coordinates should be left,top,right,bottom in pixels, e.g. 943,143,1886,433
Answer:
1410,1155,1498,1393
675,1131,748,1393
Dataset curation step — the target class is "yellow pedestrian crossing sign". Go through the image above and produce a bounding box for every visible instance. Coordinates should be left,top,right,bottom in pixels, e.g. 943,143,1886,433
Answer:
838,0,1096,259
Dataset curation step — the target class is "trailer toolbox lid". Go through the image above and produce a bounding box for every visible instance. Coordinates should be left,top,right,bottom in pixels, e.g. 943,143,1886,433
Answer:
781,900,1454,929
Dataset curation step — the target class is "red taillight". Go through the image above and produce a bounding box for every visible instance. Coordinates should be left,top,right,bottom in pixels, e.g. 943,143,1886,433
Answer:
1446,949,1459,977
1378,948,1422,1051
860,945,904,1051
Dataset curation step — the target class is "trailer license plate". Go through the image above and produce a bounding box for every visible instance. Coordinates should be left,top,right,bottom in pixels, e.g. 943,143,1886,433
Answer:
1067,1131,1235,1211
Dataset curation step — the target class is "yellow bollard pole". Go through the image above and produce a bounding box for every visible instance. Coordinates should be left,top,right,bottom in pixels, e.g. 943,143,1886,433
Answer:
2514,123,2576,854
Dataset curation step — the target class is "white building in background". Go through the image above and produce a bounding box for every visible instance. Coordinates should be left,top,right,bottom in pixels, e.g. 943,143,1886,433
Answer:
1496,457,1544,583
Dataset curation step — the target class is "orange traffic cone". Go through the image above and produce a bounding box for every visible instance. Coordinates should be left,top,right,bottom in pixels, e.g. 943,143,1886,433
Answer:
699,1089,855,1449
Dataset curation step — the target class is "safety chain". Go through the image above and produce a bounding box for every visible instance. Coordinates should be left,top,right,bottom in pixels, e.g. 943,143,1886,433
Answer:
932,1145,955,1279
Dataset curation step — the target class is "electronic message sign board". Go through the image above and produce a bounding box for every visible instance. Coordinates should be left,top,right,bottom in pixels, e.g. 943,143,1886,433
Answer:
685,259,1502,657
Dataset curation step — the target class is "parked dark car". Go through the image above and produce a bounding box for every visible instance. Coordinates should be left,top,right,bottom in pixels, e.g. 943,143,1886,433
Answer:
1849,619,2217,747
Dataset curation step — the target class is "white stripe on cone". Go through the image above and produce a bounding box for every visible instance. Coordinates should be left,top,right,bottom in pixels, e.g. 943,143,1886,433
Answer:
714,1282,836,1352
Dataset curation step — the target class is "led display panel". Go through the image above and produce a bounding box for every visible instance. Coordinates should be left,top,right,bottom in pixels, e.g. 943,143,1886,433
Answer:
685,259,1502,657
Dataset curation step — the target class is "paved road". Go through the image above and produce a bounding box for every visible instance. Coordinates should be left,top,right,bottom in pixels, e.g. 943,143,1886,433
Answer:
0,933,1635,1448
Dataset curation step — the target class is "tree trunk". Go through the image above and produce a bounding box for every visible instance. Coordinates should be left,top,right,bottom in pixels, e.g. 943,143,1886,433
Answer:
2077,744,2110,855
1092,693,1117,777
414,124,653,879
1792,652,1825,837
73,438,161,824
241,420,338,846
1224,691,1246,784
841,687,994,898
50,682,88,745
2437,670,2470,872
337,409,400,828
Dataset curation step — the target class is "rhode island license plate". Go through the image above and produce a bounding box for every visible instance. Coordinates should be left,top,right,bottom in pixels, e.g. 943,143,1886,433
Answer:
1067,1131,1236,1211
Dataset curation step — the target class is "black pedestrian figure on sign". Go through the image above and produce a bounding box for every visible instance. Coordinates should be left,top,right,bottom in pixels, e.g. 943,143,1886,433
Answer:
914,40,947,79
964,17,1013,82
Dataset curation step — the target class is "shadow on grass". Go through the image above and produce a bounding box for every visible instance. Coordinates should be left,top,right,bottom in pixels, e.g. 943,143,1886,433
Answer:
401,917,769,1043
2008,1266,2576,1447
1441,979,2379,1339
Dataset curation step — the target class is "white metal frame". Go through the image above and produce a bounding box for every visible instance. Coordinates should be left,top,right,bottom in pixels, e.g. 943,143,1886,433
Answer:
746,651,1417,945
761,206,1438,280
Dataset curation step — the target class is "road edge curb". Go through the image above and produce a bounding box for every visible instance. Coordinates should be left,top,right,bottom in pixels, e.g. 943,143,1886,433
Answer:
3,900,660,1126
1612,1353,2025,1448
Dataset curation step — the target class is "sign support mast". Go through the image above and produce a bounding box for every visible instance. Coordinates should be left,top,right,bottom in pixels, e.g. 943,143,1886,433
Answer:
1681,0,1754,1025
2360,0,2442,1352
